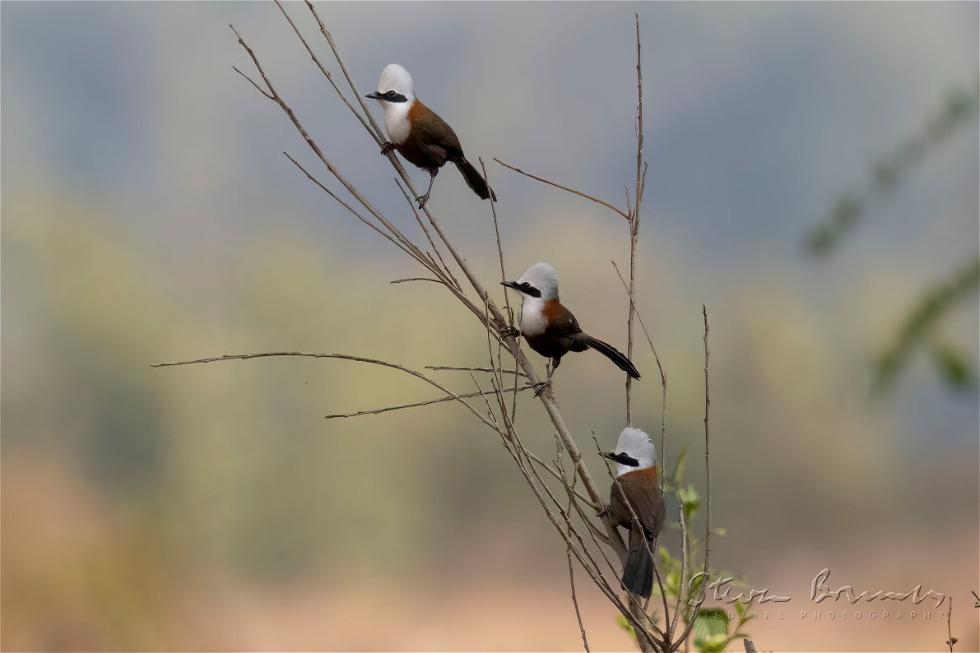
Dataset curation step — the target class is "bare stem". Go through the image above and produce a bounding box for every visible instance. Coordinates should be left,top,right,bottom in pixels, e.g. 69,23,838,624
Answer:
625,13,644,426
325,383,537,419
611,260,667,488
945,596,955,652
494,158,631,221
667,307,712,652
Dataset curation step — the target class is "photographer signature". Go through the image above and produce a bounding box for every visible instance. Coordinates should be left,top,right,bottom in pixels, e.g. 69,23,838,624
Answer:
690,568,951,608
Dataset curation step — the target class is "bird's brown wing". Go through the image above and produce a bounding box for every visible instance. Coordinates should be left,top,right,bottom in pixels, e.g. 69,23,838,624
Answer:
609,468,665,538
543,300,582,339
409,100,463,157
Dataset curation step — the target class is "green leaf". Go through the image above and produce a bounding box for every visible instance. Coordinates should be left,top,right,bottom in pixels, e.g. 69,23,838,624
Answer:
872,256,979,395
693,608,731,653
615,612,637,643
733,600,752,622
669,447,688,488
930,341,978,391
678,484,701,522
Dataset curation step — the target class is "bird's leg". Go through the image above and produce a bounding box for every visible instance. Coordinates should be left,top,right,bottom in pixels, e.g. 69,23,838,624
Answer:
380,141,396,155
533,360,556,398
416,170,437,209
498,324,520,340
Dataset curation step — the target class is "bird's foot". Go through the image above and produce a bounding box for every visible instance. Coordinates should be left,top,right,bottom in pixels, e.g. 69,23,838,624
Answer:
532,381,552,398
380,142,396,155
498,325,520,340
415,193,430,209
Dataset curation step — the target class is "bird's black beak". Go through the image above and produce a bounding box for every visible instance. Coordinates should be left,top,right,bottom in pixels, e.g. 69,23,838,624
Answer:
501,281,521,290
365,91,382,100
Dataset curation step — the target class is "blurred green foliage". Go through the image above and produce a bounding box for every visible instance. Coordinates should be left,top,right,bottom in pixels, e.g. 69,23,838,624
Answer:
805,84,979,256
874,257,980,394
804,83,980,396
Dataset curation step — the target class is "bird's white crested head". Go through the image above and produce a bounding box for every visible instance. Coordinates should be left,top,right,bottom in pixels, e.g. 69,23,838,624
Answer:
611,427,657,477
376,63,415,100
517,262,560,301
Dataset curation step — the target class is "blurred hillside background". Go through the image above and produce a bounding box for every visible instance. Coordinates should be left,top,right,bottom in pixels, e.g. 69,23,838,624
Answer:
2,2,977,651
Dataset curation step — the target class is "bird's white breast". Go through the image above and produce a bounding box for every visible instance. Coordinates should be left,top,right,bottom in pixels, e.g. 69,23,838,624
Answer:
383,100,412,145
520,298,548,337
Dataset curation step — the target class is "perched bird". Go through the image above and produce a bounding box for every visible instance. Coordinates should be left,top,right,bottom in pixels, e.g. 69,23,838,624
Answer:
502,262,640,387
366,64,495,208
601,427,666,598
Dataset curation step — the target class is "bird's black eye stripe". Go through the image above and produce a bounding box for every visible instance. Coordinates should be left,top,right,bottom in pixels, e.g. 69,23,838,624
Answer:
612,452,640,467
519,282,541,298
381,90,409,103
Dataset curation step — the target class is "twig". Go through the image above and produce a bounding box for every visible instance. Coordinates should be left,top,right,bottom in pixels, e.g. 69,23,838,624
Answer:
273,0,377,142
478,157,522,425
152,350,500,432
389,277,445,285
427,365,528,378
669,505,689,639
561,457,591,652
945,596,956,652
480,157,511,320
668,307,713,652
625,13,644,426
302,0,385,144
392,177,462,291
325,383,537,419
493,158,631,221
282,152,429,268
611,260,668,487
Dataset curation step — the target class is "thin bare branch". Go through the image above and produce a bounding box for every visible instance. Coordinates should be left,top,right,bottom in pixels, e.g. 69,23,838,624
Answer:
668,505,688,639
283,152,432,269
325,383,538,419
945,596,956,652
494,158,631,221
273,0,376,141
426,365,528,378
611,259,667,479
668,307,713,652
701,305,712,585
393,178,462,290
231,26,427,270
232,66,272,99
625,13,645,427
151,350,501,432
479,157,522,424
389,277,445,285
560,457,591,652
303,0,385,144
479,157,512,320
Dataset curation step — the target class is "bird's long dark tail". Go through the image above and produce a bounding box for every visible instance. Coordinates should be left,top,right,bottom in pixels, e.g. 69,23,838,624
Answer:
579,335,641,379
623,529,654,598
453,156,496,201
